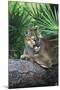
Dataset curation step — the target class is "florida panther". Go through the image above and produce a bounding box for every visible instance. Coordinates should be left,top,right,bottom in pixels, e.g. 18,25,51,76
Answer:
20,28,57,68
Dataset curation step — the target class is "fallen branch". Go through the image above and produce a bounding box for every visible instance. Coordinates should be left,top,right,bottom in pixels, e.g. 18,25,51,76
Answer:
8,59,58,88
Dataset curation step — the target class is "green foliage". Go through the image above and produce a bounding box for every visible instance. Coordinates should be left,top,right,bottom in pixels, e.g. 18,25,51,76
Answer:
9,1,58,59
9,2,33,58
24,3,58,36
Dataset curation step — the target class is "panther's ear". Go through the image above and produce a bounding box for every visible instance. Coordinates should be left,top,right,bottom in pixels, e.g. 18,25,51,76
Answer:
24,30,30,36
30,26,38,31
24,31,28,37
34,26,38,31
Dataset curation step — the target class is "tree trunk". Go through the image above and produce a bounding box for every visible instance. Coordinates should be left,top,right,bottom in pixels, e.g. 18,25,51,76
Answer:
8,59,58,89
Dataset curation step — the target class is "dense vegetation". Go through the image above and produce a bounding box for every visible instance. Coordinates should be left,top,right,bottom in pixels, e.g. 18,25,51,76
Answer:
9,1,58,59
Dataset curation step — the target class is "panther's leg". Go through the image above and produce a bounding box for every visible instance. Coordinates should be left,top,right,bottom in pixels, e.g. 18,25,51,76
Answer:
20,54,32,60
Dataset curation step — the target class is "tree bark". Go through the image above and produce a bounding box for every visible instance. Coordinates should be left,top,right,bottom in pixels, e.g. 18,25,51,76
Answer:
8,59,58,88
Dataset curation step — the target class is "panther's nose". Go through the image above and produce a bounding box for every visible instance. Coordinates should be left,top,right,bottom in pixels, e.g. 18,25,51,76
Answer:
36,41,40,47
36,44,40,47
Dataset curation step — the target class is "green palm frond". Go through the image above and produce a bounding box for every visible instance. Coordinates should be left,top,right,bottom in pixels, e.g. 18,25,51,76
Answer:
24,3,58,32
9,2,33,58
9,2,58,58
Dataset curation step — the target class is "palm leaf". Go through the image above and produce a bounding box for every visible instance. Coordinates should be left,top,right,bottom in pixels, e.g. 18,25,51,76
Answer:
9,2,58,58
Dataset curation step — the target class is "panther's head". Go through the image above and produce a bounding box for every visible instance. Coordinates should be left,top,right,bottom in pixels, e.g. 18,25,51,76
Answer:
24,28,41,53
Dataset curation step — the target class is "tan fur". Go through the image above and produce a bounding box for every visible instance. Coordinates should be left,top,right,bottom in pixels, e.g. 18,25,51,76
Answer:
20,29,57,68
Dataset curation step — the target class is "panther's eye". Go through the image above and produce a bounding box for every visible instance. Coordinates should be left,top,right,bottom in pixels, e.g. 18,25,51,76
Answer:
31,36,36,41
37,38,40,42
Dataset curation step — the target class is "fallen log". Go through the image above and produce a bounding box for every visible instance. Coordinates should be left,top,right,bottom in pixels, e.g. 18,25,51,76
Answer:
8,59,58,88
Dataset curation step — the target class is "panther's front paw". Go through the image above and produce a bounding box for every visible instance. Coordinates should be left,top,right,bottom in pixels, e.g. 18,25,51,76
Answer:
20,55,30,60
20,55,26,60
